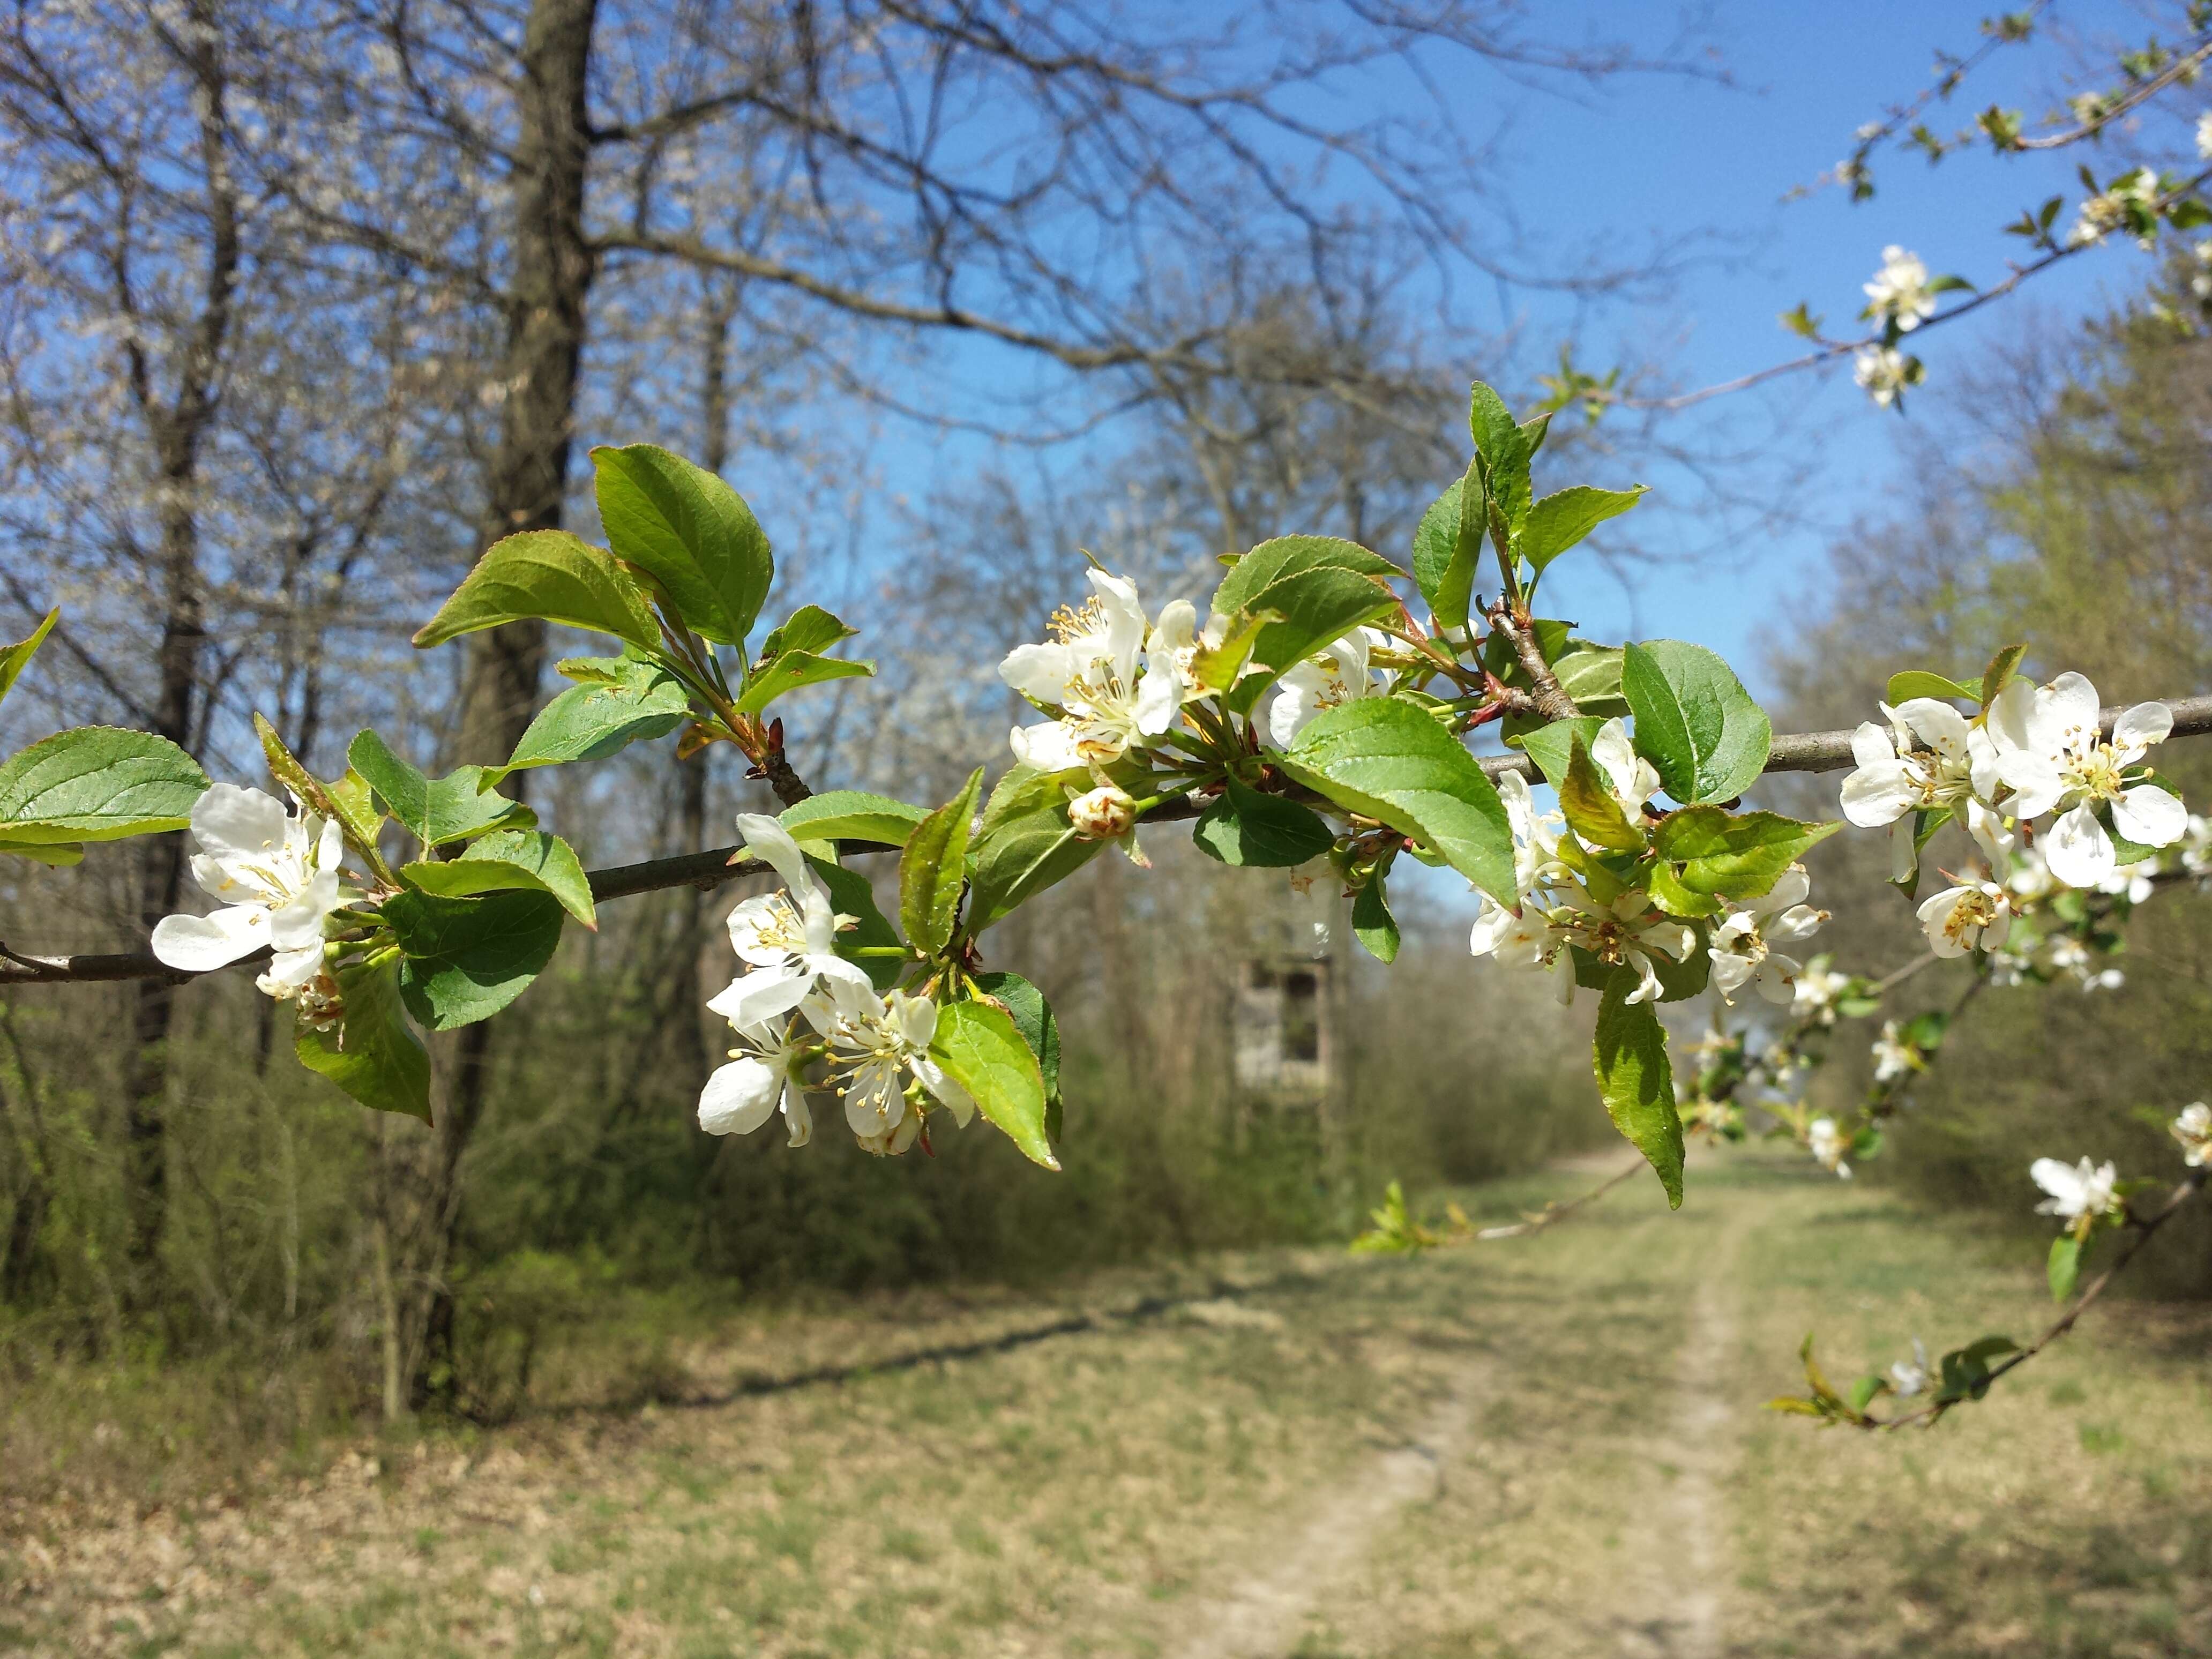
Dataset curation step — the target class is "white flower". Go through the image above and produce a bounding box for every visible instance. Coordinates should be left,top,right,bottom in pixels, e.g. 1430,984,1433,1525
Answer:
2171,1102,2212,1168
2097,861,2155,906
1468,895,1574,1004
1871,1020,1920,1084
1590,718,1661,825
1839,700,1999,852
1890,1337,1930,1398
1068,783,1138,841
1853,345,1921,407
1000,571,1198,769
2071,167,2160,247
2004,843,2061,907
1268,626,1386,747
1988,672,2185,885
2197,111,2212,161
2181,813,2212,879
832,989,973,1153
1791,961,1850,1025
1497,769,1565,901
1550,883,1695,1007
1915,876,2012,957
1863,245,1937,331
698,1020,814,1146
150,783,349,999
1809,1116,1852,1179
2030,1155,2120,1223
707,814,877,1030
1709,865,1828,1006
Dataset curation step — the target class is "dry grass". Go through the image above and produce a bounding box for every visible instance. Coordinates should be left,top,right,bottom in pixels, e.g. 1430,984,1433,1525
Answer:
2,1151,2208,1657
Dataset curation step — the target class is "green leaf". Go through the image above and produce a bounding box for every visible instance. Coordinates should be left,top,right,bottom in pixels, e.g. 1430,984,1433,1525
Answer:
1411,464,1484,630
901,768,983,958
1277,698,1516,906
973,970,1061,1109
1512,716,1606,790
1352,879,1400,963
592,444,773,646
1652,808,1840,898
1885,669,1979,706
759,604,856,661
1559,734,1646,851
294,957,431,1122
399,829,596,929
2048,1234,2081,1302
1646,861,1722,918
491,657,692,781
0,607,57,712
0,727,208,846
1592,973,1684,1208
780,791,930,850
0,836,83,866
255,714,385,868
1550,644,1628,715
1519,485,1646,577
805,855,905,990
1468,382,1537,529
347,730,534,848
1192,777,1335,868
732,650,873,717
1980,644,2027,710
412,529,660,652
384,887,566,1030
964,767,1103,931
1210,534,1400,619
930,999,1057,1170
1187,608,1275,694
1621,640,1772,804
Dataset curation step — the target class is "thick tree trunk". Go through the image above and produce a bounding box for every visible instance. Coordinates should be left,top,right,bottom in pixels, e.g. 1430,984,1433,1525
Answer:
123,4,240,1296
410,0,601,1408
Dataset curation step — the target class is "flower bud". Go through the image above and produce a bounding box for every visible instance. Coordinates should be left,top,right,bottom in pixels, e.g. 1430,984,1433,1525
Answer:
1068,784,1137,841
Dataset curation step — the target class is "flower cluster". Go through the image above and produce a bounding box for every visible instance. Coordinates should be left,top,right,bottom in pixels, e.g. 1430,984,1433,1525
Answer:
1840,671,2187,956
698,817,972,1157
1862,245,1939,331
998,569,1206,773
1467,727,1701,1007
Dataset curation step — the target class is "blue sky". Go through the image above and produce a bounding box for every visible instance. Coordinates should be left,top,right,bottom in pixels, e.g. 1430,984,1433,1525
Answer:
831,0,2192,699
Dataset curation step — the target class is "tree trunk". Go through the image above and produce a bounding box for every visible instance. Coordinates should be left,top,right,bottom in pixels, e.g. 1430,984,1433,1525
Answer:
124,3,241,1296
411,0,601,1407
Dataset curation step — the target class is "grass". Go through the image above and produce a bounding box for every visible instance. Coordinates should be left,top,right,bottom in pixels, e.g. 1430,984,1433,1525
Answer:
2,1148,2209,1656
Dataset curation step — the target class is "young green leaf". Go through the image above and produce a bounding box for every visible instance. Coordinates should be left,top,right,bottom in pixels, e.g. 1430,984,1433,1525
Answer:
901,768,984,958
1592,974,1685,1208
399,828,597,928
1652,808,1841,898
1559,733,1646,851
1411,462,1483,630
2047,1234,2080,1302
0,727,209,847
1519,484,1647,577
412,529,660,652
1467,381,1537,529
1979,644,2027,709
1549,643,1628,715
963,767,1103,930
592,444,773,646
731,649,874,716
1884,669,1979,706
1276,698,1516,906
1621,640,1772,804
1209,534,1400,619
491,657,692,781
1191,777,1335,868
758,604,857,661
973,969,1062,1108
780,791,930,850
1213,544,1400,711
347,730,535,848
294,957,432,1122
255,714,386,875
1512,715,1606,790
929,998,1057,1170
384,887,566,1030
1351,879,1400,963
0,607,58,712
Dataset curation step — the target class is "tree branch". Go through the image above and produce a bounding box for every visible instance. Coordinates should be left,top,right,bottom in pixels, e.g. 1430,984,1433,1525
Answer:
6,696,2209,988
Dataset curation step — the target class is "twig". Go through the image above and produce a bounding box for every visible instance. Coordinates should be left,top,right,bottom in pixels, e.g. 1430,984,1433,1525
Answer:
1871,1168,2208,1430
1473,1155,1646,1240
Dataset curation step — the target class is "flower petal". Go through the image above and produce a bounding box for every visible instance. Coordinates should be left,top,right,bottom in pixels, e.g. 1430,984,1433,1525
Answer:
2112,700,2171,751
735,813,816,896
1841,759,1916,827
999,641,1079,704
706,966,811,1029
2113,782,2186,849
698,1058,782,1136
187,783,292,861
2044,804,2115,888
150,905,270,970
